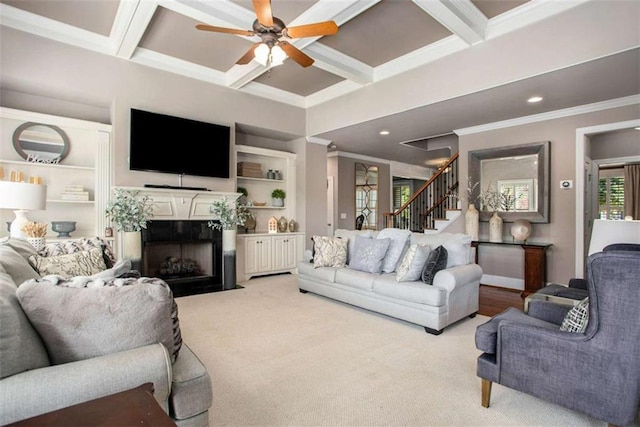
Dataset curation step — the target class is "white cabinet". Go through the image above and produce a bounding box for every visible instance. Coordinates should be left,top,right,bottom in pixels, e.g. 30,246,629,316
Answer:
237,232,304,281
0,108,111,240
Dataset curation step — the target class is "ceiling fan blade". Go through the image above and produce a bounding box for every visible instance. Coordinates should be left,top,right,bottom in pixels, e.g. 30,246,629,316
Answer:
196,24,253,36
284,21,338,38
278,41,314,68
253,0,274,27
236,43,260,65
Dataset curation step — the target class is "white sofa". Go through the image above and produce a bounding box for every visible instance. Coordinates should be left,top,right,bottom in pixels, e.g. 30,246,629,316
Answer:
297,229,483,335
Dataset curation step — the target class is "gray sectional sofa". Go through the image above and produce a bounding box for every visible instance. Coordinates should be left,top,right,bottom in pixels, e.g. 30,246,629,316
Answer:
297,229,483,334
0,237,212,426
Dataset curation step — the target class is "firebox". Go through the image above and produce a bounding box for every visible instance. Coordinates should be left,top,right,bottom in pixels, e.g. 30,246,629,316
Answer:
141,220,222,297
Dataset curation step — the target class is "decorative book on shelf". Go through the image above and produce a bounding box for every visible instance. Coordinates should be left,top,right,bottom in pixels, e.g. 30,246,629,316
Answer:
237,162,262,178
61,185,89,201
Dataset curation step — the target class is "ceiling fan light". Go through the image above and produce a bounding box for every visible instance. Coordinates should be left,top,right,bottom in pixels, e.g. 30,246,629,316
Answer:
254,43,270,66
271,45,287,66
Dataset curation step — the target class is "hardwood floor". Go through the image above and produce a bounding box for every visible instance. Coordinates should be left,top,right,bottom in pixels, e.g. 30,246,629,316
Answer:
479,284,524,317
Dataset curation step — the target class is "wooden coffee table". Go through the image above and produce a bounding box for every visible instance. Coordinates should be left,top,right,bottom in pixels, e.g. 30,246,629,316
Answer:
7,383,176,427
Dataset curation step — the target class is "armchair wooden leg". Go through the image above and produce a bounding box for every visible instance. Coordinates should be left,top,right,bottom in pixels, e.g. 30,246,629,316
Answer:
481,379,492,408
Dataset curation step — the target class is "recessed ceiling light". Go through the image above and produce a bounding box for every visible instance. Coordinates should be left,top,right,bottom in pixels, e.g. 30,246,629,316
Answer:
528,96,543,103
379,130,390,135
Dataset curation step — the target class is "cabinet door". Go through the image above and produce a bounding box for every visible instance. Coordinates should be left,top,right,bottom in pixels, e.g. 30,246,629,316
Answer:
245,236,272,274
272,235,297,270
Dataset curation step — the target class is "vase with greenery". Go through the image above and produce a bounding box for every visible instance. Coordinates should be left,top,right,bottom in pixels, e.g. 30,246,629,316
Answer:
208,196,249,290
105,188,155,232
271,188,286,207
105,188,154,269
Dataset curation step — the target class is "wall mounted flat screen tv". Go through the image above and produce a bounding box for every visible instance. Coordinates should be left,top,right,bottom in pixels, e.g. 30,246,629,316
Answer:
129,108,230,179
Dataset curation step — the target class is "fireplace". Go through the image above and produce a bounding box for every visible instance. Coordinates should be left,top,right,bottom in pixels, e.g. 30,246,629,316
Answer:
141,220,222,297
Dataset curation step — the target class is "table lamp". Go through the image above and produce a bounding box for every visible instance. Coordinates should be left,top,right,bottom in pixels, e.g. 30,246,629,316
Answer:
0,181,47,238
588,218,640,255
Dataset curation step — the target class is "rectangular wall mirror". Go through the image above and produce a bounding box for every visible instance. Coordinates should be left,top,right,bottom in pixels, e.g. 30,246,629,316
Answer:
468,141,550,223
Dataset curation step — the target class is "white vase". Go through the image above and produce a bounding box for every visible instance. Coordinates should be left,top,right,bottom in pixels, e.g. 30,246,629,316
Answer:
272,197,284,207
465,204,479,240
489,212,503,243
122,231,142,271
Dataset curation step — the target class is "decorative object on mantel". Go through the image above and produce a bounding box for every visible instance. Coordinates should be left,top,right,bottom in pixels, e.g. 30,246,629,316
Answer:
208,196,250,290
105,188,155,271
253,201,267,206
277,216,288,233
271,189,286,207
489,212,503,243
22,221,48,251
511,219,532,242
288,219,297,232
13,122,70,164
268,217,278,234
51,221,77,238
0,181,47,238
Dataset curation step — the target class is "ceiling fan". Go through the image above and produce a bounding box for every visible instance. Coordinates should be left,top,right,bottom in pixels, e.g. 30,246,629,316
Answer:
196,0,338,68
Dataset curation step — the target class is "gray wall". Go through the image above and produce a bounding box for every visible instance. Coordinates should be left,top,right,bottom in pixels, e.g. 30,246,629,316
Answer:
590,128,640,160
459,104,640,285
0,27,306,193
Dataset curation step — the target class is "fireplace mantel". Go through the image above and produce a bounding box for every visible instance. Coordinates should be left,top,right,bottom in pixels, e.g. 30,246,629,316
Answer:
115,186,240,221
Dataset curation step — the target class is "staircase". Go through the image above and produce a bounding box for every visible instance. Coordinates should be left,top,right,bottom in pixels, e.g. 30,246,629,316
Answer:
384,153,459,233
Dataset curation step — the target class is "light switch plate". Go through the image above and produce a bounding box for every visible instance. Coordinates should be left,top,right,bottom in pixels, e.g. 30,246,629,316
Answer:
340,213,347,219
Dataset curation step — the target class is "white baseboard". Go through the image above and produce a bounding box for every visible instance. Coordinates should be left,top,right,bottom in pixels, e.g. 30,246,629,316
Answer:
481,274,523,290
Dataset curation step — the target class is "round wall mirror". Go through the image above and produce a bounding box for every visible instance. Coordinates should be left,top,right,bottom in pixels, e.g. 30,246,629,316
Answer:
12,122,70,163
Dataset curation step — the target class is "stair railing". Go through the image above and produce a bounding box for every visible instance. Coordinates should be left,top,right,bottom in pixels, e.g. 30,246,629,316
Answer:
384,153,459,232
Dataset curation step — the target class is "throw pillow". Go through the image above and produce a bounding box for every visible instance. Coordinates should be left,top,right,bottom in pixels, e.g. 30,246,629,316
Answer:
396,244,431,282
28,248,107,278
421,245,448,285
0,237,37,261
377,228,412,273
333,229,374,264
312,236,348,268
348,235,391,274
0,246,40,286
559,297,589,333
16,276,180,364
0,275,50,379
38,237,116,269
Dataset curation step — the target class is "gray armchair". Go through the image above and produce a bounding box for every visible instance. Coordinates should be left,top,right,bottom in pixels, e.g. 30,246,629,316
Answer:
475,250,640,426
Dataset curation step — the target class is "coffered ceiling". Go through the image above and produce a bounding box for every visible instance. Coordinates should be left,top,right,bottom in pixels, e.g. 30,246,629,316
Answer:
1,0,638,168
1,0,564,107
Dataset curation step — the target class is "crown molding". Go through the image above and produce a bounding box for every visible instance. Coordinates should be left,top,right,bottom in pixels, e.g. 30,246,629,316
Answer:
455,94,640,135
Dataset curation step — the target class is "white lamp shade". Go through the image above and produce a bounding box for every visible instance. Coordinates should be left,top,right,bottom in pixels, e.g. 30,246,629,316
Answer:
0,181,47,210
588,219,640,255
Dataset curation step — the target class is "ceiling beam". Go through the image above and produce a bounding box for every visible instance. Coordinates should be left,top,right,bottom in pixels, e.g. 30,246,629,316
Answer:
412,0,487,45
304,43,373,85
113,0,158,59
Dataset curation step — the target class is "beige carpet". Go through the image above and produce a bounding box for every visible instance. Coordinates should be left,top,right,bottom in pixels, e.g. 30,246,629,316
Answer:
175,274,610,426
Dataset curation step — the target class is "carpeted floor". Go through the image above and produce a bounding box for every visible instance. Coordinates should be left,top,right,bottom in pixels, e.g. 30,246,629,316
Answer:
175,274,620,426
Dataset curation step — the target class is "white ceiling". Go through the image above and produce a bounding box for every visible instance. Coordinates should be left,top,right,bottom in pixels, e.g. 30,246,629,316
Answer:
1,0,639,167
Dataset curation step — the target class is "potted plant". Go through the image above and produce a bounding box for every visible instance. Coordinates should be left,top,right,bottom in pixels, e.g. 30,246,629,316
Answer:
105,188,155,268
237,187,248,205
208,196,251,290
271,189,286,207
105,188,155,232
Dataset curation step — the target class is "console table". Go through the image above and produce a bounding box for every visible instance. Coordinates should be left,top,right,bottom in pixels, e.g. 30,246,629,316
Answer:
471,240,552,297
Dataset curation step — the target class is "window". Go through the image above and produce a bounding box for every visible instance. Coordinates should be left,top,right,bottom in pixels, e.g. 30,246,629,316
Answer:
598,168,625,220
393,182,411,228
355,163,378,230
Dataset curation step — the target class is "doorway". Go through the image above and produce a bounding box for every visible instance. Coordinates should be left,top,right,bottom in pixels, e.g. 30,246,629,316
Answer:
575,119,640,276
